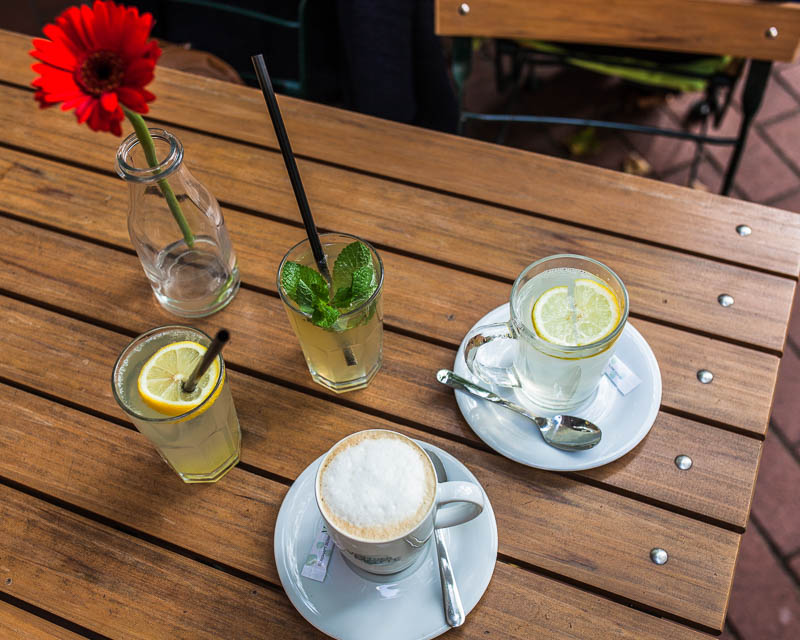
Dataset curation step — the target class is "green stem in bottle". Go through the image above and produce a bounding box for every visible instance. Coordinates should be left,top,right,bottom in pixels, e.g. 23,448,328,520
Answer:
122,106,194,248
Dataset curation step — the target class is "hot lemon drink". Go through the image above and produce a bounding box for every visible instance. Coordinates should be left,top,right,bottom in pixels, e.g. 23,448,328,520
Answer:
464,255,629,411
516,267,622,408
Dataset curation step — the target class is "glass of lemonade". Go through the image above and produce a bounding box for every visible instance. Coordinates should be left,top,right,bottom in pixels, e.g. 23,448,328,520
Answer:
278,233,384,393
112,325,241,483
464,255,628,411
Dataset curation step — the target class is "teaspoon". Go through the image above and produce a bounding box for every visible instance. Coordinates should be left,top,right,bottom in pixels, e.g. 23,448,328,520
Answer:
436,370,602,451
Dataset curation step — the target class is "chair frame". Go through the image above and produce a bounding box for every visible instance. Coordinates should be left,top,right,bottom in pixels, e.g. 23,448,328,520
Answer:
451,37,771,195
163,0,310,97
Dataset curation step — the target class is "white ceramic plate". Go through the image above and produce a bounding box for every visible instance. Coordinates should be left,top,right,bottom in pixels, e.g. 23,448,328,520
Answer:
453,303,661,471
274,441,498,640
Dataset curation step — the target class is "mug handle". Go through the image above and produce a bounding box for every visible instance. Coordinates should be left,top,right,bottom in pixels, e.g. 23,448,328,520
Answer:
463,322,521,388
434,481,484,529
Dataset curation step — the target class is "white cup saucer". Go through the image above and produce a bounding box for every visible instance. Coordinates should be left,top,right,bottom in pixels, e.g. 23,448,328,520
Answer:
274,441,498,640
453,303,662,472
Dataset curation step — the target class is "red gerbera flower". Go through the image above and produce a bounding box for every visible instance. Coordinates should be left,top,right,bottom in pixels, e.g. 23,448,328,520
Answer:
30,0,161,136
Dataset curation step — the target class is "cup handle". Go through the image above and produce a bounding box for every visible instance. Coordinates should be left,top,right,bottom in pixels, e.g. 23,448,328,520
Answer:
434,481,484,529
463,321,521,388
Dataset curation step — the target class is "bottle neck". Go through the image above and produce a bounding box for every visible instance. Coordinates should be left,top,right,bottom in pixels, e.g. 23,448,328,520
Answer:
115,128,184,184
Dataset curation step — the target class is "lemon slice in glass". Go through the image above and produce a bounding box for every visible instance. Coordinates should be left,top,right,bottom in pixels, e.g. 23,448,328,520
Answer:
532,278,620,346
137,341,221,417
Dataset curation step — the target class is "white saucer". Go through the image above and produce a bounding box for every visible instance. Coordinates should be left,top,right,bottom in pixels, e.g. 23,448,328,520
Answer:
453,303,662,472
274,441,498,640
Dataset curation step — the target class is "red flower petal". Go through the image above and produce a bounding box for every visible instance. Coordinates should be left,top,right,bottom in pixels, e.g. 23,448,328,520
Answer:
110,117,122,137
41,24,80,56
30,43,76,72
92,1,113,50
80,4,98,49
31,64,82,92
100,91,118,112
62,95,92,111
88,102,104,131
123,58,156,87
57,7,92,51
75,98,96,124
117,86,147,112
34,89,54,108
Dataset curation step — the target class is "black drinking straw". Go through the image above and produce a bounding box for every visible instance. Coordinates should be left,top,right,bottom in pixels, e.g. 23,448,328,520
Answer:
250,54,332,282
251,53,357,367
182,329,230,394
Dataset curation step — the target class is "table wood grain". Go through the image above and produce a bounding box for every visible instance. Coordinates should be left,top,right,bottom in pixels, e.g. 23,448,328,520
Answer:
0,27,795,639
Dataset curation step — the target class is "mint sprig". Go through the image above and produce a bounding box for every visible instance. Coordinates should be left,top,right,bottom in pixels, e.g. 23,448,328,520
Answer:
281,241,377,329
281,261,340,328
331,242,377,310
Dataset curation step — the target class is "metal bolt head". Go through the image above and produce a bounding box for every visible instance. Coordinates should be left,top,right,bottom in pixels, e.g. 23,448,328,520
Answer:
718,294,734,307
697,369,714,384
675,455,693,470
736,224,752,237
650,548,669,565
766,26,779,39
458,2,470,15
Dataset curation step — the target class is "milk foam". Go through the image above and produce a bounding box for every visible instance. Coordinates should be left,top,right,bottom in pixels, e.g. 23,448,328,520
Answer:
318,431,436,541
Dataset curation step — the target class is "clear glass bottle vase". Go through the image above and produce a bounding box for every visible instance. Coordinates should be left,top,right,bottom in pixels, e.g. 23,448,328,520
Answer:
115,128,240,318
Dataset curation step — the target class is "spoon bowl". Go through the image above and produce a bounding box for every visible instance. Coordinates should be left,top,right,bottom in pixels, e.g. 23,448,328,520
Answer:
436,370,601,451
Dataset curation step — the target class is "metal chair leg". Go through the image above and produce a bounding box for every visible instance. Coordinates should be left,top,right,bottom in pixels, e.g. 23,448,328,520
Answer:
722,60,772,195
451,38,473,136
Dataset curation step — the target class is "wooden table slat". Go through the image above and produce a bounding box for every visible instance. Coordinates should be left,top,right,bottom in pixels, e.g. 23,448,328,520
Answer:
2,29,798,278
0,91,795,352
0,484,326,639
0,600,82,640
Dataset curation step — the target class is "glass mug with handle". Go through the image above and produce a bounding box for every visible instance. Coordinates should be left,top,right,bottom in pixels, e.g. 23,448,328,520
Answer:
464,255,629,411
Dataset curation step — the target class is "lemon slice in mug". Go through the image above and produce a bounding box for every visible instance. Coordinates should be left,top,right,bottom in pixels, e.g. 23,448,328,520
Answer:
137,341,222,417
532,278,620,346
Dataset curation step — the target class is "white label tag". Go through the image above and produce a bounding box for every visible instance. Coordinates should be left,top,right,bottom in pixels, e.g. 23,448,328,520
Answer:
301,523,335,582
605,355,642,395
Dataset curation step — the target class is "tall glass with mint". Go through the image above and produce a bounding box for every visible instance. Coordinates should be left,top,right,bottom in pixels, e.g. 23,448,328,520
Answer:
278,233,384,393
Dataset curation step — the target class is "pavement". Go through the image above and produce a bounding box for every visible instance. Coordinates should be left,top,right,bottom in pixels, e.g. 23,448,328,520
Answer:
463,48,800,639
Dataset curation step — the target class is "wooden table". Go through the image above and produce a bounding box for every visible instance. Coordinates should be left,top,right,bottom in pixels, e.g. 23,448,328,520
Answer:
0,27,798,639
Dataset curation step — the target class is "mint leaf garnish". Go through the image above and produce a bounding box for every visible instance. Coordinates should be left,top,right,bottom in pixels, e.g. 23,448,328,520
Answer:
281,262,328,301
281,260,341,328
312,302,340,328
294,280,317,314
332,285,353,308
332,241,372,292
350,265,375,304
331,242,377,310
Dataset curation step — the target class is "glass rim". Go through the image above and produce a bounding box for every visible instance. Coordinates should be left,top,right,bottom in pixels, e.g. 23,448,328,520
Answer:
510,254,630,352
115,128,183,183
111,324,226,424
276,232,384,319
314,429,437,544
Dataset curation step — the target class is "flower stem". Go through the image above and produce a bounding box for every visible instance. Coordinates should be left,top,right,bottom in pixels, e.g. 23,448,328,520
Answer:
122,106,194,247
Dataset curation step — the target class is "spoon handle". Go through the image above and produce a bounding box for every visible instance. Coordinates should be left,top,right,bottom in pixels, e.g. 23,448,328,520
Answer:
435,528,465,627
436,370,533,417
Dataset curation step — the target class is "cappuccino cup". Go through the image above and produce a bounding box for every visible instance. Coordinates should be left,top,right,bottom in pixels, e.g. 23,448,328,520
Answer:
315,429,484,574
